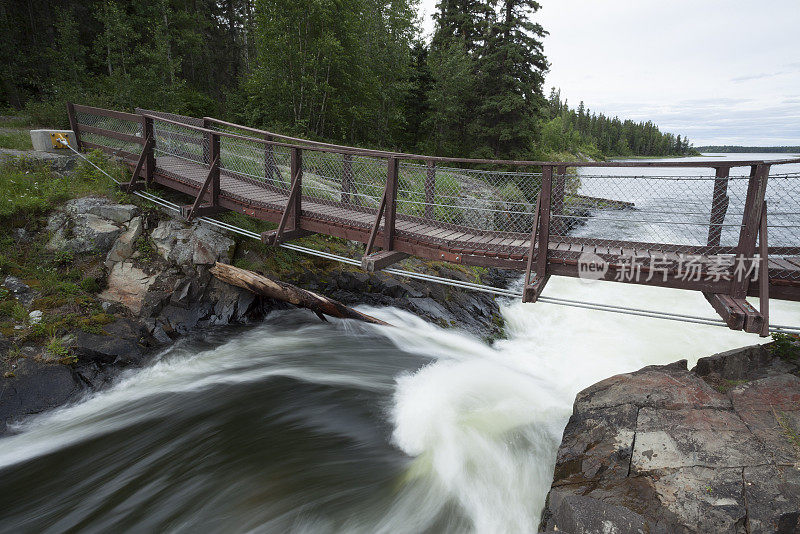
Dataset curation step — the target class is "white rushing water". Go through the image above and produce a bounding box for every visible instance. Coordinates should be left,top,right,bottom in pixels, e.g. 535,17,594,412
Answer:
0,153,798,533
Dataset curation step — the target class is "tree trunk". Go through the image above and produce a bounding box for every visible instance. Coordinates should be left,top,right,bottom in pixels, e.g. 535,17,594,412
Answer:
209,262,391,326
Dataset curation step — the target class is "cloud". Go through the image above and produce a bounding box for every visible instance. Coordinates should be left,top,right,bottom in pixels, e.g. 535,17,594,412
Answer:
730,72,786,83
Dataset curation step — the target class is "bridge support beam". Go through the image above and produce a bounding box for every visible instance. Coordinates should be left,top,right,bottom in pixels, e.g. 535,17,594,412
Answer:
361,251,409,272
703,292,764,334
261,228,313,245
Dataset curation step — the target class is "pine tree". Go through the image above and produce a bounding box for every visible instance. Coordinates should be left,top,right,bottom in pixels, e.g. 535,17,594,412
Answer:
471,0,549,158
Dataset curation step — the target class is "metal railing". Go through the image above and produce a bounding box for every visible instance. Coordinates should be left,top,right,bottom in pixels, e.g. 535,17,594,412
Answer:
67,103,800,333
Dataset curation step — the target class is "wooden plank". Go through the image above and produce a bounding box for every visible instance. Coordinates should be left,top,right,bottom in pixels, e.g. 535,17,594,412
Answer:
125,135,153,192
184,156,219,220
80,141,139,160
261,228,312,245
290,148,302,229
361,251,409,272
523,273,550,303
758,200,769,337
143,117,155,186
704,292,745,330
535,166,554,280
551,165,567,235
523,193,542,299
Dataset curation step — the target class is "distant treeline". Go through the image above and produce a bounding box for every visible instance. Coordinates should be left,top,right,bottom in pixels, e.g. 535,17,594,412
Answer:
0,0,696,161
696,146,800,153
542,89,696,158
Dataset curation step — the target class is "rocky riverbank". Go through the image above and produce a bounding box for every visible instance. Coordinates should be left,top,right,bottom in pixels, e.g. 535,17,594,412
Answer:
0,151,513,434
539,342,800,533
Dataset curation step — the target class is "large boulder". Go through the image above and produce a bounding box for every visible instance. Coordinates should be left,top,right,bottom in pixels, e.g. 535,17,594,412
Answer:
150,219,235,267
0,358,84,434
539,345,800,533
46,197,137,254
105,216,143,265
99,261,158,314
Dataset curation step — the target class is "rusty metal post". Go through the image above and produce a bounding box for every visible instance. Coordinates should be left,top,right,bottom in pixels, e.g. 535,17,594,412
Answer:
384,156,399,250
707,166,730,247
66,102,82,151
289,147,302,230
731,164,770,299
143,116,155,187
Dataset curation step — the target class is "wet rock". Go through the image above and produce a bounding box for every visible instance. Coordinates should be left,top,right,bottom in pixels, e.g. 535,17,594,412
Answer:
0,358,84,434
71,318,150,366
100,261,158,314
406,297,457,326
553,403,637,486
542,491,651,534
2,275,38,308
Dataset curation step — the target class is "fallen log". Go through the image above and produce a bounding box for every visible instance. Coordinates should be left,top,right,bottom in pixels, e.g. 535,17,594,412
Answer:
209,262,391,326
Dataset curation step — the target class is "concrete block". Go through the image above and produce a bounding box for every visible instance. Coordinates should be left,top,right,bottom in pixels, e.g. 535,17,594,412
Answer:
29,129,77,153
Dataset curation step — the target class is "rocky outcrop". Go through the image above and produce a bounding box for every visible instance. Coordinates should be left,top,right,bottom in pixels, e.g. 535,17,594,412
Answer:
540,344,800,533
46,197,138,254
2,188,510,434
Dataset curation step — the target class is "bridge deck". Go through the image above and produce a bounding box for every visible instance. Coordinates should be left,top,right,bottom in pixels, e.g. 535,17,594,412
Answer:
67,103,800,333
151,155,800,301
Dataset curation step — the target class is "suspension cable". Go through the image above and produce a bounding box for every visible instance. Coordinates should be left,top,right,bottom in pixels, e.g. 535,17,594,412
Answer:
56,139,800,335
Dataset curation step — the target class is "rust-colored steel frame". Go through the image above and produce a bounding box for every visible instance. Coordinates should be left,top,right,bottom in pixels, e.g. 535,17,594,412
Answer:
66,103,800,334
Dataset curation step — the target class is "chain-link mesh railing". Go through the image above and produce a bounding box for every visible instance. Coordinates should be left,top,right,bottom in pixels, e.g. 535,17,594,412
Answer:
70,105,800,283
74,108,143,158
765,170,800,280
393,162,540,256
561,172,748,255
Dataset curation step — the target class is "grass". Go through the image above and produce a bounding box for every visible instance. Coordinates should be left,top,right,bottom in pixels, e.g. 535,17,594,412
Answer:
713,379,749,393
0,130,33,150
0,153,134,363
0,150,125,226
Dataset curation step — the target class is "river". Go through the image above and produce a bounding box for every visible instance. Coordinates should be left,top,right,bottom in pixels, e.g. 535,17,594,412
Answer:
0,154,798,533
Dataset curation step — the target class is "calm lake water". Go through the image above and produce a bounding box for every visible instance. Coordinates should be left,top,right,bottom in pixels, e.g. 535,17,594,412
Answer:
0,154,798,533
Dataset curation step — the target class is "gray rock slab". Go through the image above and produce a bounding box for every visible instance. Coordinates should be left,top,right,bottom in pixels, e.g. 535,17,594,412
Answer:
632,407,767,472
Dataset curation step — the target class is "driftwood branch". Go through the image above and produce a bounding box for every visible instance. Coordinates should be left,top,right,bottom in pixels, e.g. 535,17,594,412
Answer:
209,262,391,326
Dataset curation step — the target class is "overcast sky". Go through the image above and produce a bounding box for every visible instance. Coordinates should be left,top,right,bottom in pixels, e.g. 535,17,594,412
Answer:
417,0,800,146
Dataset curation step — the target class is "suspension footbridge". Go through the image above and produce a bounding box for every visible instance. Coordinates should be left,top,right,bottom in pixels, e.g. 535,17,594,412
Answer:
66,103,800,335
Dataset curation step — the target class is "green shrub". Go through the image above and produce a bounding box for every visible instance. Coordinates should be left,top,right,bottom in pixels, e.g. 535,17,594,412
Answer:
771,332,800,361
79,277,101,293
